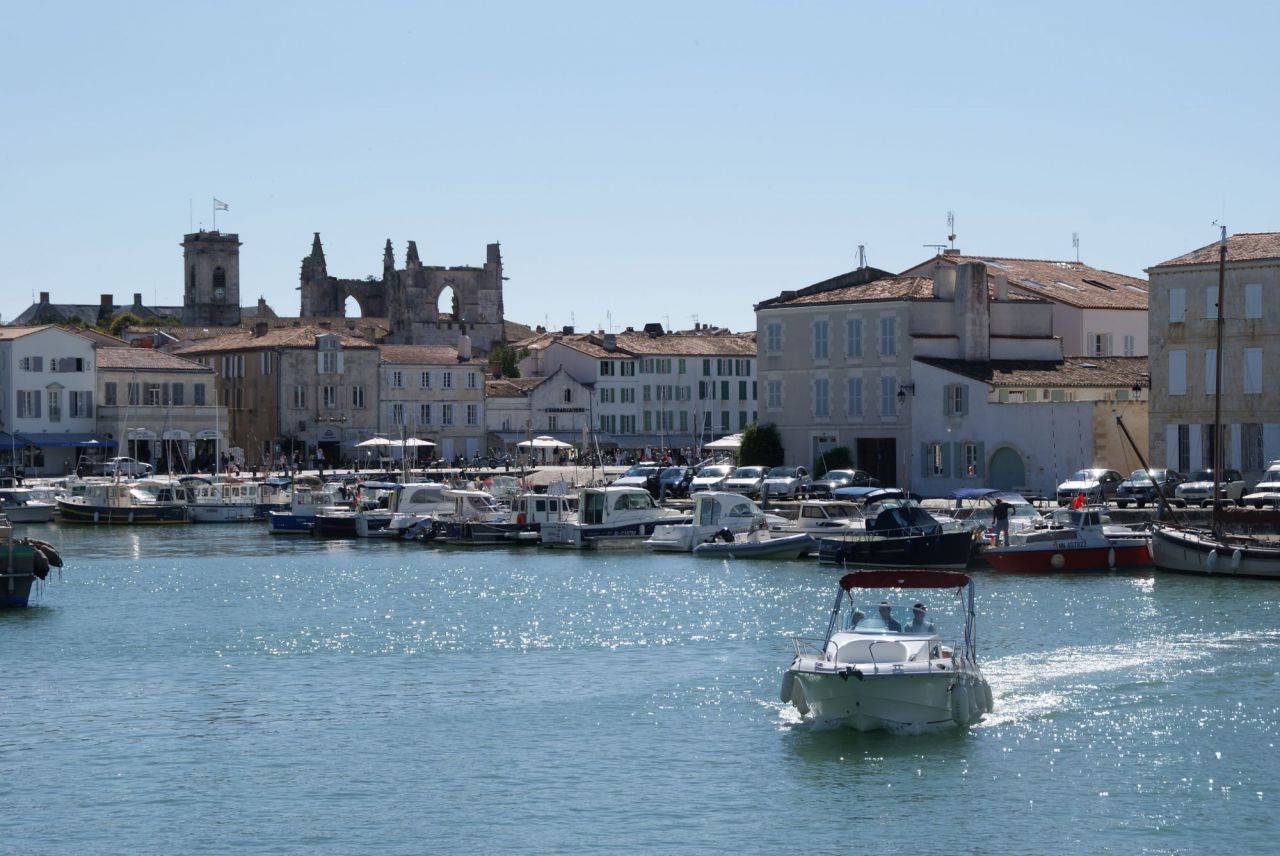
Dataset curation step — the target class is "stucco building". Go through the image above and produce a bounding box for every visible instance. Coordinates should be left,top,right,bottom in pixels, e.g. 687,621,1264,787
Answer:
377,343,486,463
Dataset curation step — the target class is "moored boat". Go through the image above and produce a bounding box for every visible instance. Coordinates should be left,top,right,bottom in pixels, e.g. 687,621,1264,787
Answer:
980,506,1153,573
0,515,62,608
816,500,976,569
691,529,814,559
188,479,261,523
0,487,56,523
643,491,769,552
56,480,189,524
540,485,688,549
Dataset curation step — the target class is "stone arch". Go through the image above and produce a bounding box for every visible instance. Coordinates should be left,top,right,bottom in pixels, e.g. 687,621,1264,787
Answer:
988,446,1027,491
436,284,459,321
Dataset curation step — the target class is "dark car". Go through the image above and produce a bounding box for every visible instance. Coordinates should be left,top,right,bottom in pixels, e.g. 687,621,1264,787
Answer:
808,468,881,498
612,463,662,497
657,466,695,499
1115,468,1183,508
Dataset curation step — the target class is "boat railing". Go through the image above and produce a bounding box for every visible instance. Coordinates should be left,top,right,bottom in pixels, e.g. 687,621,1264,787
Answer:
791,636,830,659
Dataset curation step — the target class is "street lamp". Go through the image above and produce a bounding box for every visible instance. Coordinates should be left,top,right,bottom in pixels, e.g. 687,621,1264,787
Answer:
897,382,915,407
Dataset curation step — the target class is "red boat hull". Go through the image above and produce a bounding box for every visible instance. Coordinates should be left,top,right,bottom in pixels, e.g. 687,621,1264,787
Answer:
983,542,1153,573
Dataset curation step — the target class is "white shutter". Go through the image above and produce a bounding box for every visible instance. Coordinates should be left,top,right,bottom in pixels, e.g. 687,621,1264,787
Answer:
1230,423,1242,470
1264,423,1280,465
337,353,345,373
1205,349,1217,395
1166,424,1179,469
1169,350,1186,395
1244,348,1263,394
1169,289,1186,323
1246,283,1263,319
1189,424,1202,469
1206,288,1218,320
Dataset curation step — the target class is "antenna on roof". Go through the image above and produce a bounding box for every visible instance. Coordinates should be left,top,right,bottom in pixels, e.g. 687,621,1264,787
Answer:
856,244,867,270
923,244,947,254
1072,232,1080,262
947,211,956,249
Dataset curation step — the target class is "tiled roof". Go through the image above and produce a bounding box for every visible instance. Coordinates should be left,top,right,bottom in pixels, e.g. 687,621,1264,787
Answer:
485,376,547,397
531,330,756,359
97,347,213,372
911,255,1148,310
66,327,129,346
378,344,464,364
174,325,377,355
0,325,55,340
762,275,940,307
1151,232,1280,268
918,356,1150,389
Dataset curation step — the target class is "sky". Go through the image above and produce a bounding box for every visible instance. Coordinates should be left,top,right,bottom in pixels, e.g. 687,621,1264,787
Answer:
3,1,1278,334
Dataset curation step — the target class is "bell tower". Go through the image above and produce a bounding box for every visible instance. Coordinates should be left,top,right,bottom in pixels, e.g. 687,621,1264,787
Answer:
182,230,242,326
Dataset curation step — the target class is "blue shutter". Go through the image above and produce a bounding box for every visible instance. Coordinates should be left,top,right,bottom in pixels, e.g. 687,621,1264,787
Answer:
960,385,969,415
941,443,952,478
975,441,985,479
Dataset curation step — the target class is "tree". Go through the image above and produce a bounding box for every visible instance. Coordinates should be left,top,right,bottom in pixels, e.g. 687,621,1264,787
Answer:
738,423,784,468
814,446,853,477
109,312,142,337
491,344,527,378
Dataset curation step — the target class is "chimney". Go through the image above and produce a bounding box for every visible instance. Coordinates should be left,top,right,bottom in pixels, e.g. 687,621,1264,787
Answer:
562,325,575,335
39,291,49,304
133,292,142,306
932,266,956,300
603,333,617,352
953,262,990,362
457,331,472,362
100,294,113,310
253,322,269,338
994,273,1008,301
942,248,962,256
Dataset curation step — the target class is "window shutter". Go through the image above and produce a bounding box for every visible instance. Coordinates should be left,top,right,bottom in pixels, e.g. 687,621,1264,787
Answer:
33,356,43,372
337,353,345,373
920,442,929,479
85,391,93,417
941,443,952,478
960,385,969,415
1169,289,1186,322
975,441,985,479
16,394,25,419
1165,424,1179,469
316,352,324,372
33,394,41,418
943,384,951,416
1246,283,1263,319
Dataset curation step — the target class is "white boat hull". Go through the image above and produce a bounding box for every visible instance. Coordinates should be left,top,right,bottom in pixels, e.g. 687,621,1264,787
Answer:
3,505,55,524
189,504,257,523
1150,524,1280,579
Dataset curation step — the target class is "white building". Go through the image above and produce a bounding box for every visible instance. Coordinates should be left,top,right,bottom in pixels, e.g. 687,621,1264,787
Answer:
485,369,595,458
518,325,758,456
0,326,100,475
378,344,486,463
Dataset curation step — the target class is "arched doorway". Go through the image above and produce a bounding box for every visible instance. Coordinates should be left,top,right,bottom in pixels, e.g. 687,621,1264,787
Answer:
988,446,1026,491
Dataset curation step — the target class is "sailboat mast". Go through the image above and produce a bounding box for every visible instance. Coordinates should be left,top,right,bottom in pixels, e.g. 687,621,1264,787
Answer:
1212,225,1227,524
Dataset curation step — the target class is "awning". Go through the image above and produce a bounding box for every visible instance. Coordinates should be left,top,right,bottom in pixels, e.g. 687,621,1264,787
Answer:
0,431,32,448
162,429,192,441
195,429,224,441
20,432,116,449
126,428,158,441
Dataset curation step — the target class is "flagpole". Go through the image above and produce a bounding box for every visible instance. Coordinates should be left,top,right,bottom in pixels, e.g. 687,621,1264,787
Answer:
212,197,217,231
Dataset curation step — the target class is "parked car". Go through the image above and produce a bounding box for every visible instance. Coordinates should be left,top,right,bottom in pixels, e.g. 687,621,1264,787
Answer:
688,464,734,494
1242,461,1280,508
808,468,880,498
102,456,153,477
762,465,811,499
1055,468,1124,506
612,463,662,496
1174,468,1247,507
657,466,695,499
1114,468,1183,508
721,465,768,498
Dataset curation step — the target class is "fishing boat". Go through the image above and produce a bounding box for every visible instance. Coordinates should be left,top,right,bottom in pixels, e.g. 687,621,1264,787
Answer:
1122,227,1280,580
56,480,190,524
0,487,56,523
266,485,327,534
0,515,63,608
429,489,567,545
979,506,1153,573
780,569,993,732
188,479,261,523
355,482,453,538
539,485,689,549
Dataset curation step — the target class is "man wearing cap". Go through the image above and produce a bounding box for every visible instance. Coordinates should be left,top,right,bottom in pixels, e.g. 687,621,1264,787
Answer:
877,600,902,632
903,603,935,634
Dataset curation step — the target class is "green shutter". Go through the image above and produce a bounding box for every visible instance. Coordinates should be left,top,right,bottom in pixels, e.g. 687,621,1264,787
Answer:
943,384,951,416
975,441,986,479
920,442,929,479
941,443,952,478
960,385,969,415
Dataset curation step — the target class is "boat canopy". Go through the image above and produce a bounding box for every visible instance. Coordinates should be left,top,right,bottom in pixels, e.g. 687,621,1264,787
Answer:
839,570,971,590
832,486,906,501
950,487,998,500
359,481,402,490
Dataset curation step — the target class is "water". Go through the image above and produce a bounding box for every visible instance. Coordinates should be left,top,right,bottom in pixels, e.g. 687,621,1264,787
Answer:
4,524,1278,855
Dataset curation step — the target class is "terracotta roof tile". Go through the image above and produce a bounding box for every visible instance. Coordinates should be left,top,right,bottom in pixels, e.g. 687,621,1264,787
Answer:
539,330,757,359
96,347,213,372
913,256,1148,310
1151,232,1280,268
378,344,462,364
485,377,547,397
918,356,1150,388
174,325,376,355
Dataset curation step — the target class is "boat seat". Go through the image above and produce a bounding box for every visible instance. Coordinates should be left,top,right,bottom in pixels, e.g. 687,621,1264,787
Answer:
835,639,909,664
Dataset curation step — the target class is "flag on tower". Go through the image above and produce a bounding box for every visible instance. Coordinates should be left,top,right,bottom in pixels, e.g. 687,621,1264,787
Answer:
213,198,229,211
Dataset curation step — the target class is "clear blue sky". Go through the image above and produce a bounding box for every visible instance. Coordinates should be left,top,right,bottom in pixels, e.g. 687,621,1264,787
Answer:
3,1,1276,333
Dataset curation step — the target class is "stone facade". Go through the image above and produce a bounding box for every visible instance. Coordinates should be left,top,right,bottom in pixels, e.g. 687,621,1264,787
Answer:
182,231,242,327
299,235,506,356
377,344,487,463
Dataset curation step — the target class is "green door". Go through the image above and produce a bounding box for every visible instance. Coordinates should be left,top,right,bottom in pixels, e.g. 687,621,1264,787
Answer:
988,447,1026,491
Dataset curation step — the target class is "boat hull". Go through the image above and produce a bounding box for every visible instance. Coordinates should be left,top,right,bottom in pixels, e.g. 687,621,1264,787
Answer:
188,504,258,523
315,513,357,538
435,519,542,545
2,506,56,524
983,540,1153,573
540,517,689,549
56,500,188,524
1,543,46,608
786,668,988,732
816,529,974,569
692,533,814,560
1150,524,1280,579
266,512,315,534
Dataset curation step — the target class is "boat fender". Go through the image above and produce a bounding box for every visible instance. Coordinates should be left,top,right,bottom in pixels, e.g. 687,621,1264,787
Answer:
982,680,995,714
516,512,525,525
968,678,983,719
1204,549,1217,572
779,671,795,703
31,546,50,580
715,528,735,543
28,539,64,568
950,683,971,725
1231,549,1243,570
1049,553,1066,569
1107,547,1116,570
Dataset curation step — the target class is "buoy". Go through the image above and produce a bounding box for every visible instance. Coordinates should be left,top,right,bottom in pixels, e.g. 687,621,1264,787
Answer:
1204,549,1217,572
951,683,972,725
1107,547,1117,569
1050,553,1066,569
1231,549,1243,570
516,512,526,524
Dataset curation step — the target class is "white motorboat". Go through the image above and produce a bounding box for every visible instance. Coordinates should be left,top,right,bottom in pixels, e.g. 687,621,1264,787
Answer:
644,491,769,552
354,482,454,538
428,489,572,545
267,486,327,534
980,506,1153,573
0,488,56,523
780,570,993,732
540,485,688,549
188,479,261,523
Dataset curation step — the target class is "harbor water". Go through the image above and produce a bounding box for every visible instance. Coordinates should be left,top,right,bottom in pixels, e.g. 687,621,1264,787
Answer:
4,522,1278,855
